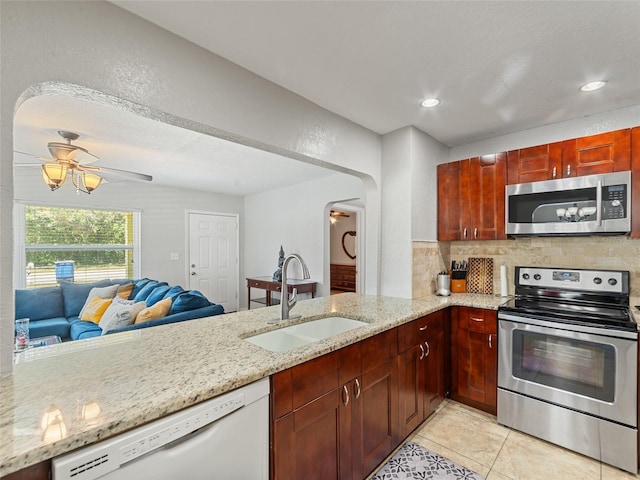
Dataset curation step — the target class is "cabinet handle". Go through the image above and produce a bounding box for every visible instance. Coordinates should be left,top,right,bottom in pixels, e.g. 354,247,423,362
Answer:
419,344,425,360
342,385,350,406
424,341,430,357
567,164,571,176
419,325,428,331
463,228,468,239
474,227,478,239
354,379,361,399
489,334,493,349
552,166,557,178
470,317,484,322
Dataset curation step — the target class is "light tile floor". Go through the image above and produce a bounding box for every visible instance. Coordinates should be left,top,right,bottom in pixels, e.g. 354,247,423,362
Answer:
408,400,639,480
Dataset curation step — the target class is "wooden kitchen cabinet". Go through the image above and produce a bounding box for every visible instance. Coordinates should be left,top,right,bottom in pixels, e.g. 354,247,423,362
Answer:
437,153,507,241
630,126,640,238
562,128,631,177
397,310,447,438
507,142,563,184
355,328,400,478
437,161,462,241
1,460,51,480
271,330,399,480
450,307,498,415
507,129,631,183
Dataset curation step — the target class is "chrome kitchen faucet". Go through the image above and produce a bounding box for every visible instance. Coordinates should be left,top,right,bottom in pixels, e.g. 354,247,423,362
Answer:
276,254,310,322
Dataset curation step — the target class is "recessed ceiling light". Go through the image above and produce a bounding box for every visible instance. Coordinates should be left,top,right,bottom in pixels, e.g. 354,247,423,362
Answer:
421,98,440,108
579,81,606,92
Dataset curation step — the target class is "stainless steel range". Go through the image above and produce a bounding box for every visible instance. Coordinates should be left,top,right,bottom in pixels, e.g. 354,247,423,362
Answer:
497,266,638,474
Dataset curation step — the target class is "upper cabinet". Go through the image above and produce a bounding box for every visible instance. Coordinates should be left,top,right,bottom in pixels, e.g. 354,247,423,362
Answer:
562,128,631,177
437,153,507,241
437,161,462,240
438,127,638,241
507,129,631,184
507,142,563,184
631,127,640,238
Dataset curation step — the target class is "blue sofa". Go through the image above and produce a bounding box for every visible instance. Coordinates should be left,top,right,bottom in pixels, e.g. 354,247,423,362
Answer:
15,278,225,341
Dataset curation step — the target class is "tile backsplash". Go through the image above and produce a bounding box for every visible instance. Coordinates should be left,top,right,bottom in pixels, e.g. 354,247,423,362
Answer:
413,236,640,298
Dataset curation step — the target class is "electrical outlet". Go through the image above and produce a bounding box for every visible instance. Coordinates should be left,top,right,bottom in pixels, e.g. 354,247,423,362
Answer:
170,252,179,261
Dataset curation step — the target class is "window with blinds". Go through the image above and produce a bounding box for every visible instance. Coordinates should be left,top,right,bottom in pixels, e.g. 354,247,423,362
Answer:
22,205,139,288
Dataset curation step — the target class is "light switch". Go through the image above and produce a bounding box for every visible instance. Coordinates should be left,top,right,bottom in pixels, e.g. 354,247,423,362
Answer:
170,252,179,261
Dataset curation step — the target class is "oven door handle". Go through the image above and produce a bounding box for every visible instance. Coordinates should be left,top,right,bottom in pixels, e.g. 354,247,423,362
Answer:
498,311,638,340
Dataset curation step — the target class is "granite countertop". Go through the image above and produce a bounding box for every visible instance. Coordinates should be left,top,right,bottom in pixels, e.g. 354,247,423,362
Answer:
0,293,508,477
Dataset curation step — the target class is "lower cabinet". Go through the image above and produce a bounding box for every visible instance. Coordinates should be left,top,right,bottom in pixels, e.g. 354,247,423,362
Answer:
397,310,447,437
450,306,498,414
271,306,497,479
271,329,399,480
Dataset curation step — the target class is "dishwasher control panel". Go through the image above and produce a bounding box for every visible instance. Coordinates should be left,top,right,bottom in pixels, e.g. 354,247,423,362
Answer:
52,385,254,480
119,395,245,463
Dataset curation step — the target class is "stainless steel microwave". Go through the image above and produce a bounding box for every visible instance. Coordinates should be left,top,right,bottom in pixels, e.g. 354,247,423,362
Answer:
506,171,631,236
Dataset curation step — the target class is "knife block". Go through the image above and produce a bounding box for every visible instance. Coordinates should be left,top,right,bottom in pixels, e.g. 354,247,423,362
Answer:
451,279,467,293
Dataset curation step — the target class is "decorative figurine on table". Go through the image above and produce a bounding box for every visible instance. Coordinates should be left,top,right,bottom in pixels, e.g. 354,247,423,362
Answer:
272,246,285,282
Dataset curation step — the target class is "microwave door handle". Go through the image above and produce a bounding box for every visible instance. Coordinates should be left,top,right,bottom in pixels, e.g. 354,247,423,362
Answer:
596,180,602,226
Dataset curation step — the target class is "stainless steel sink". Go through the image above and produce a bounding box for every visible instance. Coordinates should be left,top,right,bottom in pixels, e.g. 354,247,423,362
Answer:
245,316,368,352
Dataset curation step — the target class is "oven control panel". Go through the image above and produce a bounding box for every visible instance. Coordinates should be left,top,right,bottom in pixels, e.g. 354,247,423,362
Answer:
518,267,627,294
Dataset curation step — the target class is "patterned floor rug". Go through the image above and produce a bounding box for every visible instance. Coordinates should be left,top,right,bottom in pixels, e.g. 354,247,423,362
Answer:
371,441,484,480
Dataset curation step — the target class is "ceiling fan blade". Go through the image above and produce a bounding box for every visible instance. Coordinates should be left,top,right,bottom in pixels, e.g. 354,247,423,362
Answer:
83,165,152,182
13,151,55,165
68,147,99,165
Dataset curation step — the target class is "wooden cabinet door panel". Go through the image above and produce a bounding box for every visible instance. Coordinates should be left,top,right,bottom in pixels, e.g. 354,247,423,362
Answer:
424,329,445,418
630,126,640,238
485,332,498,412
469,153,507,240
398,344,424,437
507,142,563,184
437,161,462,241
465,330,487,404
562,128,631,177
273,388,350,480
453,307,498,414
357,359,399,478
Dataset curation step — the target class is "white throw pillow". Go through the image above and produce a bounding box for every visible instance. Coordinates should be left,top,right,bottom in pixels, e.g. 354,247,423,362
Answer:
79,284,119,319
99,297,146,335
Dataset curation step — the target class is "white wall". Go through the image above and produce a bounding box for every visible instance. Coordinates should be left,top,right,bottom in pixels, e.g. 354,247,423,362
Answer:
14,168,244,288
243,173,365,307
380,127,413,298
0,1,383,374
450,105,640,160
410,127,450,241
380,126,450,297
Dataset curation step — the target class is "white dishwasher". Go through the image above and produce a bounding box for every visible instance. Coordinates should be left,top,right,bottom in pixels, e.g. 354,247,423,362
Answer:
52,378,269,480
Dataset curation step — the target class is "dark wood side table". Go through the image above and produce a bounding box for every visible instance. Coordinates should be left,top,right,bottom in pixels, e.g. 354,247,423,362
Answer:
246,276,317,309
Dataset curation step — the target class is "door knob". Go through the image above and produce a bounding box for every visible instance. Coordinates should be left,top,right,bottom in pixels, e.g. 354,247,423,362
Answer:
191,264,196,268
191,272,196,276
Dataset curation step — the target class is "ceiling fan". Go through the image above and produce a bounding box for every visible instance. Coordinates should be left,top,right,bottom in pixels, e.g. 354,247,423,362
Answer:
14,130,153,194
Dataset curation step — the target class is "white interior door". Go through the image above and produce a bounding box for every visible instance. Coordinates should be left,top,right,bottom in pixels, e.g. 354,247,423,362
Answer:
188,212,238,312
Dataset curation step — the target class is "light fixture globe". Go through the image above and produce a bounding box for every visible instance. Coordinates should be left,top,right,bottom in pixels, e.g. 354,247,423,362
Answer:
41,163,68,190
82,172,102,193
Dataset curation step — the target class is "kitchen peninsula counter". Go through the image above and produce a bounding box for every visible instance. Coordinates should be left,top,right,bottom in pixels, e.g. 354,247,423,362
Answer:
0,292,508,477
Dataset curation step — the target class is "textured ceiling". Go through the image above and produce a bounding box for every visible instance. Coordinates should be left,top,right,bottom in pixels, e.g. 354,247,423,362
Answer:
114,1,640,146
14,95,335,196
15,2,640,195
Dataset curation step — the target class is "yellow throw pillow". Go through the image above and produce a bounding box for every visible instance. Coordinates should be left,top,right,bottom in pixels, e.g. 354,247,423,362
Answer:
80,296,113,324
135,297,172,324
117,283,134,299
